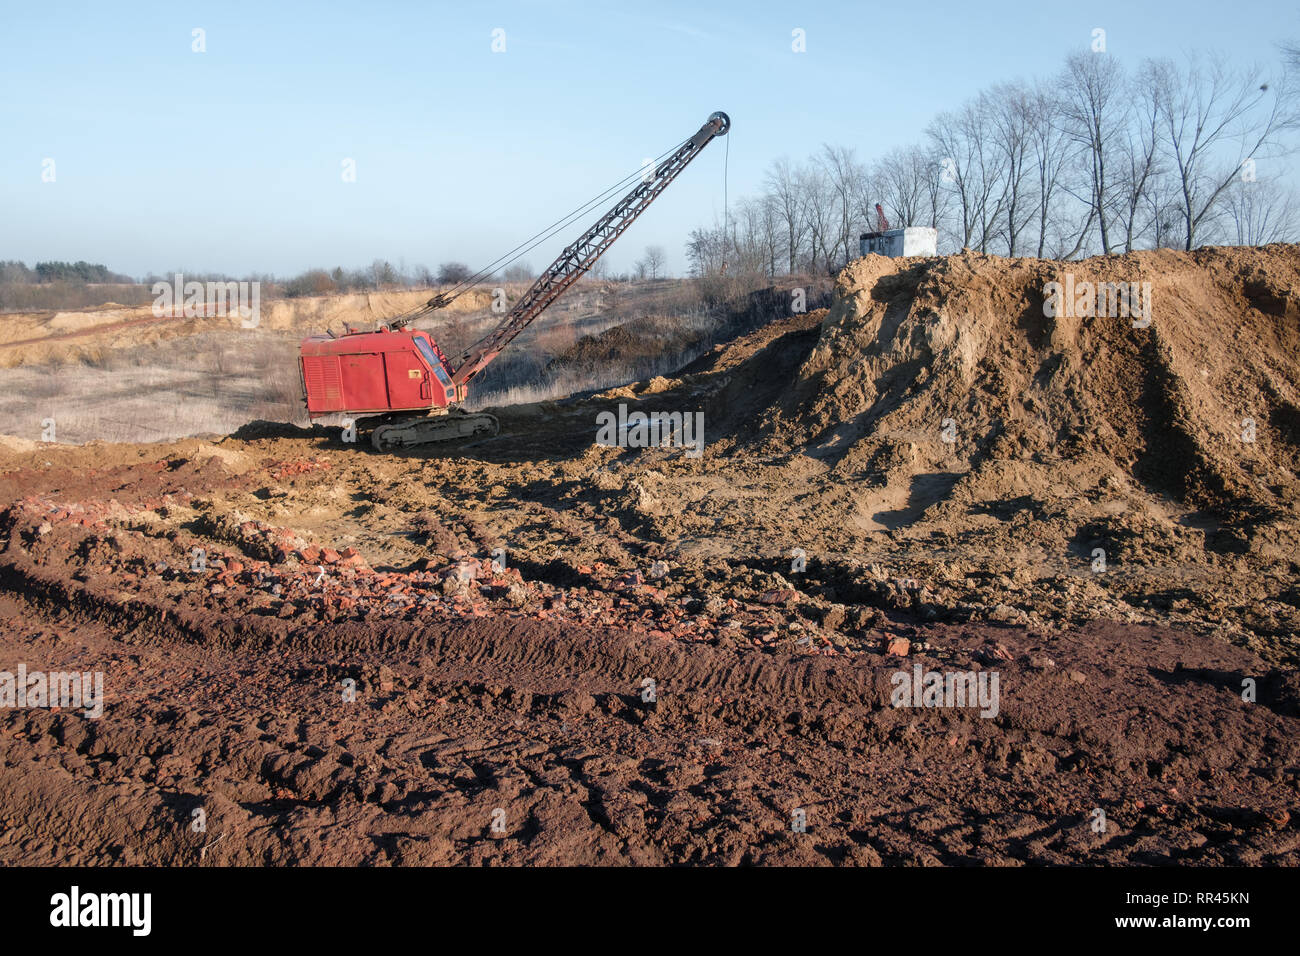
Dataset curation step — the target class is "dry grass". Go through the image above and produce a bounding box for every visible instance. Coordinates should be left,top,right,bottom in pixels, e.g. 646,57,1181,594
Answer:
0,330,304,444
0,276,823,445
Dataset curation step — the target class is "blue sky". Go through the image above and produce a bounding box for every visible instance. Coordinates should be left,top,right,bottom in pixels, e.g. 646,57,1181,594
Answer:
1,0,1294,278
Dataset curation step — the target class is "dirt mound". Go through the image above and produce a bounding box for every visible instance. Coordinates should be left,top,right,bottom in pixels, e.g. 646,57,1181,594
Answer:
546,317,703,376
754,246,1300,529
525,249,1299,663
544,283,832,382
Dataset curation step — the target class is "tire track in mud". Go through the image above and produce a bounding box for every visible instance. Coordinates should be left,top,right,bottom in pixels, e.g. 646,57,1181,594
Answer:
4,531,1298,771
0,544,894,709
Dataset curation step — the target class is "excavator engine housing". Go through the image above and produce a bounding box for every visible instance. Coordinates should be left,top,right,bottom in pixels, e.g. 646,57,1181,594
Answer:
299,328,464,418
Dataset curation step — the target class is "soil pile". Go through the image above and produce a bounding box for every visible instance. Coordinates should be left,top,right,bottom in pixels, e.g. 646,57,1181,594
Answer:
749,246,1300,544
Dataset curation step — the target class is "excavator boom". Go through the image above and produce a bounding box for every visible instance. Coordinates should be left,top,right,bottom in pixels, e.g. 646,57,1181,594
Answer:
450,110,730,387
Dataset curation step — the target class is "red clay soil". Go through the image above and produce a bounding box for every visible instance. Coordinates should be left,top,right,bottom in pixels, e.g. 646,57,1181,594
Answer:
0,453,1296,866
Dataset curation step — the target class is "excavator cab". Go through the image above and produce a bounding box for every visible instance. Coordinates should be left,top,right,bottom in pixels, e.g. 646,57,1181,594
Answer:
299,328,461,418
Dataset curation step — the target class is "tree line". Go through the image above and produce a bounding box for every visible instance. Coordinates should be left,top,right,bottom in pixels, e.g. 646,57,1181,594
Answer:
688,48,1300,278
0,260,135,284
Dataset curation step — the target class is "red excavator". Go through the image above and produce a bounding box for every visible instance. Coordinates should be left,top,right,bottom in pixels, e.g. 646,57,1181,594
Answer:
299,111,730,450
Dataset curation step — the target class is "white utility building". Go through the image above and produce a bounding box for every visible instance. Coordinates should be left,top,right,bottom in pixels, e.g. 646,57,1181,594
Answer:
859,227,938,258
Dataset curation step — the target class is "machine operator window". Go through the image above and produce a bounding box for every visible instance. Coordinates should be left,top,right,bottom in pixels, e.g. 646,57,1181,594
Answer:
414,338,453,386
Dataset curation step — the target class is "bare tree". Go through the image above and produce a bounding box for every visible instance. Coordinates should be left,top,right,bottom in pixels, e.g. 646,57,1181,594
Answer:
1225,177,1300,244
685,224,727,277
642,245,666,279
1137,169,1184,248
370,259,400,287
727,197,780,276
1054,204,1099,260
764,158,807,274
798,164,839,273
818,143,867,267
874,146,928,228
436,261,472,284
989,81,1037,255
1059,51,1128,254
929,94,1009,252
928,109,979,248
686,44,1300,263
1113,61,1164,251
1028,82,1075,257
753,194,782,277
1152,53,1300,250
920,148,954,238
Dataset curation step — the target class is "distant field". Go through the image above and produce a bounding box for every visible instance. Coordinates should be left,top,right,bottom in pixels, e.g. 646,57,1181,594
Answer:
0,275,827,445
